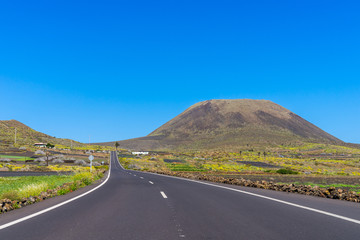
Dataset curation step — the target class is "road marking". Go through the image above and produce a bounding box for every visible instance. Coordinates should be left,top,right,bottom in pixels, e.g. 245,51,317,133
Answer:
140,177,144,179
160,191,168,199
149,181,154,184
140,171,360,225
0,152,115,231
134,174,136,176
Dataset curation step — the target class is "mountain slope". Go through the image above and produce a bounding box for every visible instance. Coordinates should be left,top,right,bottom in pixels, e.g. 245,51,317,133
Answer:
100,99,343,150
0,120,83,147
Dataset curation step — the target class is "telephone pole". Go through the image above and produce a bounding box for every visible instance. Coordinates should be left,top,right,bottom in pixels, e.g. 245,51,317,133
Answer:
14,127,17,144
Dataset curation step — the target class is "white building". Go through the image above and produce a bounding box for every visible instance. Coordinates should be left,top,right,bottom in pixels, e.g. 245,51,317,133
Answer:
34,143,47,148
132,151,149,155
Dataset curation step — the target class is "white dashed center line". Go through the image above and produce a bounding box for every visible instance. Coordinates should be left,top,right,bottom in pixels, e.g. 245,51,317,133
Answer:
140,177,144,179
149,181,154,184
160,191,168,199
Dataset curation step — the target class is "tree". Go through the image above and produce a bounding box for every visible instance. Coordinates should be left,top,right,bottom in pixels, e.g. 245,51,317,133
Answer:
115,142,119,150
46,143,55,149
45,151,55,166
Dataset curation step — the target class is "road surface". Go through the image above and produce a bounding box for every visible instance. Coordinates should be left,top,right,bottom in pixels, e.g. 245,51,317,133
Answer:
0,151,359,239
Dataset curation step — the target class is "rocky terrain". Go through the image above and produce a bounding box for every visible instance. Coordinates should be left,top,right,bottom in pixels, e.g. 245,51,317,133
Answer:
148,170,360,203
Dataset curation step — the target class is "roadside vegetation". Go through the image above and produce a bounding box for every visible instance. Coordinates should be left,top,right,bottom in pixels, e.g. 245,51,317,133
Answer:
0,145,110,213
118,142,360,190
0,165,109,214
0,166,108,201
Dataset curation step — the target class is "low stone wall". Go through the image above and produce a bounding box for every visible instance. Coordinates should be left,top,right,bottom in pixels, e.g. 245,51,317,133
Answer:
148,170,360,203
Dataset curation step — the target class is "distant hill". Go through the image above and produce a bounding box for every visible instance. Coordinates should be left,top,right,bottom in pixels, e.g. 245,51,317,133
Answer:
99,99,343,150
0,120,83,148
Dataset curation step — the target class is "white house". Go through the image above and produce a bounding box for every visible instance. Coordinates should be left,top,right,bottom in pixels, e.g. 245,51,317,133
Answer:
132,151,149,155
34,143,47,148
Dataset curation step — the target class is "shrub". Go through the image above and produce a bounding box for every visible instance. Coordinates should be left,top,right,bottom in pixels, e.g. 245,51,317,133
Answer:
276,168,299,175
1,190,20,200
58,188,70,195
73,172,93,185
19,182,49,198
70,182,79,191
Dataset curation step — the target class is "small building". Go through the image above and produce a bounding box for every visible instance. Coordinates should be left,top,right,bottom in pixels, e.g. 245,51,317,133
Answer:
132,151,149,155
34,143,47,148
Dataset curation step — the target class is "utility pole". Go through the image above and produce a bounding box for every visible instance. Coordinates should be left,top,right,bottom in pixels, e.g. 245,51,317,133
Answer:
14,127,17,144
45,150,50,166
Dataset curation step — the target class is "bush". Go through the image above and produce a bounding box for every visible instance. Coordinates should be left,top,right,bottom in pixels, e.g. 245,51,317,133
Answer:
73,172,93,185
70,182,79,191
1,190,20,200
57,188,70,195
276,168,299,175
19,182,49,198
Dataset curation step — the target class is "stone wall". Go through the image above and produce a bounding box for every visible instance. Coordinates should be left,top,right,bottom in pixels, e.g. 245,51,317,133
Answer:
148,170,360,203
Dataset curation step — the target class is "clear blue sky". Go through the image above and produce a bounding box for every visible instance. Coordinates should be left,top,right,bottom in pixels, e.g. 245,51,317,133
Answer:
1,0,359,143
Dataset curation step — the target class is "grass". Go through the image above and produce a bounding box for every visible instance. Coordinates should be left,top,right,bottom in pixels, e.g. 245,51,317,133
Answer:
288,182,360,194
276,168,299,174
0,166,108,200
0,175,75,200
294,182,360,189
165,163,206,172
0,155,34,161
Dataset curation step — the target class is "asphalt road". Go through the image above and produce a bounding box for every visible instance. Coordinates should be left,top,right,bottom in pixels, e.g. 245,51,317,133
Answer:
0,151,360,239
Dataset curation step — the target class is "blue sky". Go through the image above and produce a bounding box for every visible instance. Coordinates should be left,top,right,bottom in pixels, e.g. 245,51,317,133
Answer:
0,0,359,143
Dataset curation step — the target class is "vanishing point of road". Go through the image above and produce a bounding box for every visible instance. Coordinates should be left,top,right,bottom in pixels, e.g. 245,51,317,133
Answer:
0,151,359,239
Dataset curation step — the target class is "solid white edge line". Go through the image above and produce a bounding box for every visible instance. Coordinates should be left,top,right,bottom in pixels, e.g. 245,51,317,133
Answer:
160,191,167,199
135,171,360,225
0,151,114,230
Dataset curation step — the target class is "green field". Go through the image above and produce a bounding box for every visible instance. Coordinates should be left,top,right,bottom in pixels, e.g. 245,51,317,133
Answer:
0,166,107,200
0,155,34,161
165,163,206,172
0,175,75,199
